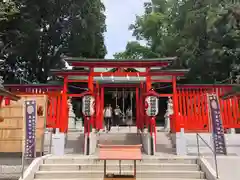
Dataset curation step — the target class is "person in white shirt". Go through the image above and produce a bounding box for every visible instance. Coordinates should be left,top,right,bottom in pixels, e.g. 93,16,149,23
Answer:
114,105,122,126
104,104,112,132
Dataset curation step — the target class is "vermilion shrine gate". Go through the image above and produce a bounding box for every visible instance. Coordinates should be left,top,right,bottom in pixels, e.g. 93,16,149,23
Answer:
2,58,240,155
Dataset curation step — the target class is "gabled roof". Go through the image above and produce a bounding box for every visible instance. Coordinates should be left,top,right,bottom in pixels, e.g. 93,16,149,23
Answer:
64,57,177,67
64,57,177,62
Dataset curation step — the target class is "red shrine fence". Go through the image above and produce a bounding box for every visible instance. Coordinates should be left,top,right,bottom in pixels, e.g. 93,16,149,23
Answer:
172,85,240,133
4,85,240,133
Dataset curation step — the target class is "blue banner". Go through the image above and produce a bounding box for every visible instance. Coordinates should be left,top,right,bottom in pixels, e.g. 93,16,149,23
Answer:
207,94,227,155
25,100,37,158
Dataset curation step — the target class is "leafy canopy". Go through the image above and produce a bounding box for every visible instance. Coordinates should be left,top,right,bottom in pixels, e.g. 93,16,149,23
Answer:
114,0,240,84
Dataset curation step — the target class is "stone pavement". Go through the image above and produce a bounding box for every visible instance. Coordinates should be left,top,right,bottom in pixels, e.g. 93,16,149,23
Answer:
205,156,240,180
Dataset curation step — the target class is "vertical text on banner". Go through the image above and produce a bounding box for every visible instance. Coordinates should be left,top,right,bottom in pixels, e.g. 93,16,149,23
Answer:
24,100,37,158
207,94,227,155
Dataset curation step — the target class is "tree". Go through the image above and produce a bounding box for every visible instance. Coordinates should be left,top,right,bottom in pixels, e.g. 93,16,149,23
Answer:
115,0,240,84
114,41,158,59
0,0,106,83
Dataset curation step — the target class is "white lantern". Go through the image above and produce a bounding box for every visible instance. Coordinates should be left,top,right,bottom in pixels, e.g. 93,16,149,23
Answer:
145,96,159,117
82,95,95,117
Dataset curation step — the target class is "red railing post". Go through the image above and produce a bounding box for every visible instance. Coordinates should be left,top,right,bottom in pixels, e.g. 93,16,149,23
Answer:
172,76,180,132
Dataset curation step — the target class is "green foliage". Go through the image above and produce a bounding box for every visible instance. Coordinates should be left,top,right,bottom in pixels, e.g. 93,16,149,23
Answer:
115,0,240,84
0,0,106,83
113,41,158,59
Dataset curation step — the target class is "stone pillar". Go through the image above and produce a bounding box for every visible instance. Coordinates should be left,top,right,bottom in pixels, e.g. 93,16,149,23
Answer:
164,97,173,132
176,128,187,155
52,128,65,155
68,98,76,130
76,117,83,131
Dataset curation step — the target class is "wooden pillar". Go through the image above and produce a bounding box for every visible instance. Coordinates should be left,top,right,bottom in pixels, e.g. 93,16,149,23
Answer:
47,94,54,128
88,68,94,91
140,82,144,130
60,75,68,132
94,83,98,130
88,68,94,133
135,87,139,129
5,97,10,106
146,67,151,130
0,96,3,108
146,67,151,91
172,76,180,132
56,94,61,129
100,87,104,129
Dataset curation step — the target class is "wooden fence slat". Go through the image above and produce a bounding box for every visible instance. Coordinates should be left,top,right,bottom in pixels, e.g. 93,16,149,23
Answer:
177,86,240,132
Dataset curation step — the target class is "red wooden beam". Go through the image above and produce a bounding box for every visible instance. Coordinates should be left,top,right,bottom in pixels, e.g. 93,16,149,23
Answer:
68,90,92,97
94,72,186,77
52,70,187,77
159,94,173,97
100,84,140,88
52,71,175,77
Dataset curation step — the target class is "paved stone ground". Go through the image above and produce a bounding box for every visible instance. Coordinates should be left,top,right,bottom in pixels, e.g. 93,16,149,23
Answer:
206,156,240,180
0,155,32,180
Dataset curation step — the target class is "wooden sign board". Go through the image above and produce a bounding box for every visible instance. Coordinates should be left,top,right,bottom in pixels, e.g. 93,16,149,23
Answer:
0,95,47,153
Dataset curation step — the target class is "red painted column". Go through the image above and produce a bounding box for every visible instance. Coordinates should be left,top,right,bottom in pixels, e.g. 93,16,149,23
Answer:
140,82,144,130
146,67,152,91
135,87,139,129
87,68,94,133
100,87,104,129
61,75,68,132
172,76,180,132
94,83,98,129
5,97,10,106
0,96,3,108
146,67,151,130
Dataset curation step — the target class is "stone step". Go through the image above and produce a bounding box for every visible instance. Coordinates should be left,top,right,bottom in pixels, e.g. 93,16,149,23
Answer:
40,163,199,171
44,158,197,164
35,178,206,180
35,170,205,179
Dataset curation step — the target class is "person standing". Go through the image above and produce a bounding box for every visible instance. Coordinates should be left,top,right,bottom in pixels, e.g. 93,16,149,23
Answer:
104,104,113,132
114,105,122,127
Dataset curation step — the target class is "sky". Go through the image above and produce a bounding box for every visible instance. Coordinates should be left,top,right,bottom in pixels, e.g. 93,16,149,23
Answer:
102,0,149,58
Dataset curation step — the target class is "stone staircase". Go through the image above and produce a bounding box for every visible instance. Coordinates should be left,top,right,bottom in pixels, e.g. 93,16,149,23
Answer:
98,132,141,145
33,156,207,180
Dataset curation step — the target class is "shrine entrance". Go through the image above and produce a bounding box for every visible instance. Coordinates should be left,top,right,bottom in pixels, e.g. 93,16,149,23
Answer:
50,57,188,155
104,86,136,126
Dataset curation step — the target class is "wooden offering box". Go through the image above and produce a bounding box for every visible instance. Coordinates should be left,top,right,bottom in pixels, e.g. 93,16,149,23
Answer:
98,144,142,180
